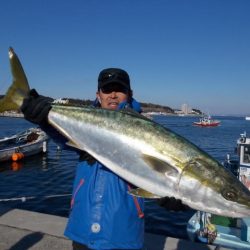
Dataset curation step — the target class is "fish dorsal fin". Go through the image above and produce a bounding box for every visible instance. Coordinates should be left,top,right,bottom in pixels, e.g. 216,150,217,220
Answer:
128,187,161,198
143,154,179,177
119,108,152,122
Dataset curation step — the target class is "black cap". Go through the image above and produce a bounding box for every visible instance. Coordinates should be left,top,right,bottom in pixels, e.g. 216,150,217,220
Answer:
98,68,131,90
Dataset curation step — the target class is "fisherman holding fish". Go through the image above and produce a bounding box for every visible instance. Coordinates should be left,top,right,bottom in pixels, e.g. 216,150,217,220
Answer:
20,67,188,250
20,68,144,250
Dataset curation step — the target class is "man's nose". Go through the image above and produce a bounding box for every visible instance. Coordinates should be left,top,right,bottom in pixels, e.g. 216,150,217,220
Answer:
110,91,117,98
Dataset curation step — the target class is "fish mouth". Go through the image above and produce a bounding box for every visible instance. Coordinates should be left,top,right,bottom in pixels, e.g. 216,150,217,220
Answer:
220,206,250,218
186,198,250,218
211,198,250,218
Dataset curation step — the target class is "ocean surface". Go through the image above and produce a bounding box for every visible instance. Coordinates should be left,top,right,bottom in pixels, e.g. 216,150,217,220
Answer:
0,115,249,240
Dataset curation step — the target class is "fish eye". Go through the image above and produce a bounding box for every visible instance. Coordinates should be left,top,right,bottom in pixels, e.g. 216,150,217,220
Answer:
222,189,237,201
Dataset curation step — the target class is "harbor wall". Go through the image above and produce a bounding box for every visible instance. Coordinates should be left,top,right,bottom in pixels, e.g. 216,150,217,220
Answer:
0,207,229,250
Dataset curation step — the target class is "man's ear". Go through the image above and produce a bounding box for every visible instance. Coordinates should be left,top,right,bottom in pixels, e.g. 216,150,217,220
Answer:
96,92,101,104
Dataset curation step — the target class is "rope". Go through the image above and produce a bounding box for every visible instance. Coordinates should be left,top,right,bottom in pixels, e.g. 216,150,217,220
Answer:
0,193,71,202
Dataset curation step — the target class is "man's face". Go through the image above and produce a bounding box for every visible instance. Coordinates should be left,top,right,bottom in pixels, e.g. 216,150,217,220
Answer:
96,83,130,110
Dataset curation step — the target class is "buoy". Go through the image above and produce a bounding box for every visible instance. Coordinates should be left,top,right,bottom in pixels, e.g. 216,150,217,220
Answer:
12,152,24,161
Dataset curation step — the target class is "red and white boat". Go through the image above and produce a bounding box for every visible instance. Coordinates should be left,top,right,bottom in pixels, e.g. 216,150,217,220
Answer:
193,115,220,127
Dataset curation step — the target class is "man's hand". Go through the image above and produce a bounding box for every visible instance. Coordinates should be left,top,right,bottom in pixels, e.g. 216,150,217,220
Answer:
157,197,190,211
79,151,97,166
21,89,53,125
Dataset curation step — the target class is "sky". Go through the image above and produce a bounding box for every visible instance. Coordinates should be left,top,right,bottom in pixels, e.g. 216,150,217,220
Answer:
0,0,249,116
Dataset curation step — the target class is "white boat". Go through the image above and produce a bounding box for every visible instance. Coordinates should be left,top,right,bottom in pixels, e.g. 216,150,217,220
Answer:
246,116,250,121
0,128,49,162
187,132,250,249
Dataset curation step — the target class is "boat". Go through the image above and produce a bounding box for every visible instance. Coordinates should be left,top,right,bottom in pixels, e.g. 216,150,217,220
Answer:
246,116,250,121
187,132,250,249
0,128,49,162
193,115,220,127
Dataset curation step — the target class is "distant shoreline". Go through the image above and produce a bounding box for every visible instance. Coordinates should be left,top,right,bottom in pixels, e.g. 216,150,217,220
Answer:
0,112,24,118
0,111,199,118
0,111,245,118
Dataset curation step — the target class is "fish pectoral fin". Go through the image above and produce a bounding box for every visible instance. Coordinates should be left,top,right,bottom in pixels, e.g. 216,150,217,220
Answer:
142,154,179,177
128,188,161,198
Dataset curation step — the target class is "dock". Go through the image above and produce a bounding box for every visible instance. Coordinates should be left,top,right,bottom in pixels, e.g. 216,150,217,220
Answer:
0,206,233,250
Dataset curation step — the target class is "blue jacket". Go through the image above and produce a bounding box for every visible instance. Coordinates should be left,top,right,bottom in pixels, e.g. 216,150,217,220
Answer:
64,99,145,249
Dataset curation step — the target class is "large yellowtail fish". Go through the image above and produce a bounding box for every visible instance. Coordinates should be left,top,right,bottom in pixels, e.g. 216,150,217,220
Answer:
1,48,250,218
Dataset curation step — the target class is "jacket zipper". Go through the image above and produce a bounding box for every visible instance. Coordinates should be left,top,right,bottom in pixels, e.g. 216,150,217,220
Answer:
71,178,84,209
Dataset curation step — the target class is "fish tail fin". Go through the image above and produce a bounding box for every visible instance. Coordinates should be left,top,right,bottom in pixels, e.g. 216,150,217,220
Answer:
0,47,30,112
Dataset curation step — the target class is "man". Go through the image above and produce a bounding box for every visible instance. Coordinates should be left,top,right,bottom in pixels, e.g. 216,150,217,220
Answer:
21,68,144,250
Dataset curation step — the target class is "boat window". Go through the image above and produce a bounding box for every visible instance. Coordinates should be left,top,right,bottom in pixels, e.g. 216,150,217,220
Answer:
243,146,250,163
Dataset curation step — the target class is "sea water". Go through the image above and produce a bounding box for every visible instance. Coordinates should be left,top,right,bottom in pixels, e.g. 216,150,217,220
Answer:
0,115,249,239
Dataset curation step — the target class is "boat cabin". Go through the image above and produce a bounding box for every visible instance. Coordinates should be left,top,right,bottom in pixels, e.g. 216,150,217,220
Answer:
237,132,250,167
237,132,250,191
